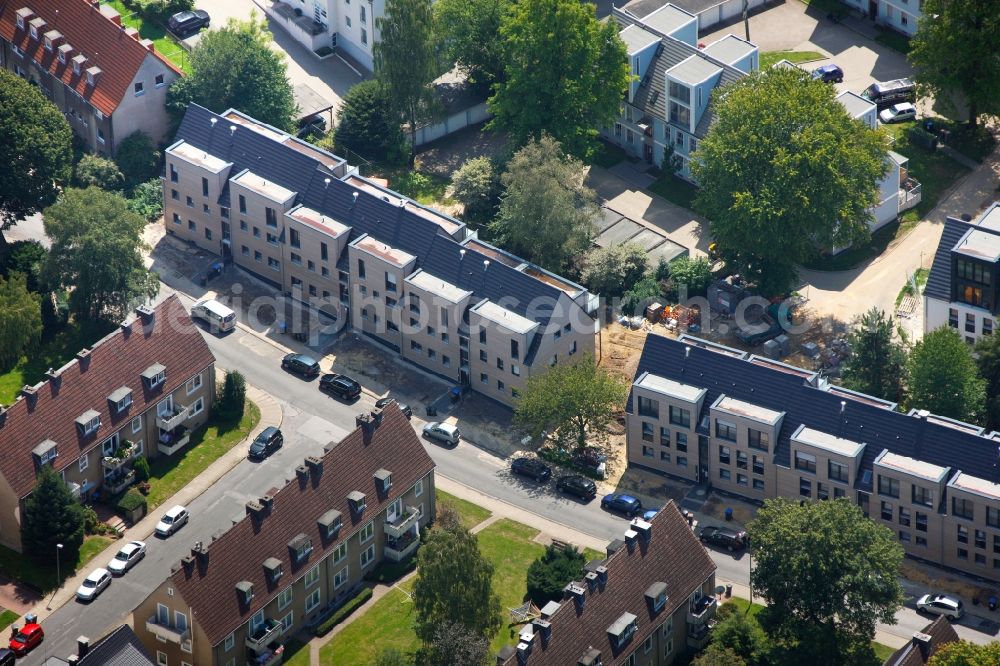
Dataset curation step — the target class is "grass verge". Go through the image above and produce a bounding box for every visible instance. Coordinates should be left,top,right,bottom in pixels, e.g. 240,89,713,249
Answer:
145,401,260,509
0,609,18,632
435,489,491,531
105,0,190,73
648,174,699,210
0,535,113,593
874,29,912,54
282,638,310,666
760,50,824,69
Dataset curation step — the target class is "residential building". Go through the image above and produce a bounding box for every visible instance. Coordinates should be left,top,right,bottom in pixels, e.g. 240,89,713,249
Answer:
837,0,923,37
44,625,156,666
163,104,599,408
130,403,435,666
261,0,382,73
924,203,1000,343
0,295,214,553
0,0,183,154
626,332,1000,582
884,616,959,666
496,503,716,666
619,0,774,35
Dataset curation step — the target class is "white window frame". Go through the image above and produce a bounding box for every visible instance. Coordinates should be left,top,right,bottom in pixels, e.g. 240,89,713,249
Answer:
186,374,203,395
332,542,347,565
305,588,322,613
278,586,293,610
305,563,321,588
224,633,234,651
334,566,349,589
189,397,204,418
79,455,89,472
360,520,374,544
16,15,24,29
281,612,293,631
157,652,168,666
414,478,423,497
360,544,375,568
132,415,142,434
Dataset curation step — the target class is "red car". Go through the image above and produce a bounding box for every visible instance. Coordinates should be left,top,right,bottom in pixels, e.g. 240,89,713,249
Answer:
9,622,43,656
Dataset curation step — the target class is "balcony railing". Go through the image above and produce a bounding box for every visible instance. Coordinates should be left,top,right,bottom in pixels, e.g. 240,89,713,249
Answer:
247,640,284,666
105,469,136,495
102,441,139,470
686,619,716,650
246,618,283,652
385,506,420,539
158,427,190,456
899,179,921,212
156,404,190,431
688,595,717,624
146,616,190,644
385,530,420,562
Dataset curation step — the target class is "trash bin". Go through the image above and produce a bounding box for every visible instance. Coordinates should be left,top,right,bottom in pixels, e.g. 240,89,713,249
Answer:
923,119,935,133
724,507,733,521
725,584,733,598
426,405,437,417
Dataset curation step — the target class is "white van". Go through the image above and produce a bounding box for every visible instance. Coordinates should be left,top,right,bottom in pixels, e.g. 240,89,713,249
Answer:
191,298,236,332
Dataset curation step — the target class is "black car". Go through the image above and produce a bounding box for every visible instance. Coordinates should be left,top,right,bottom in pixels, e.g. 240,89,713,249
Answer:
168,9,210,36
249,426,283,460
297,114,328,138
375,397,412,419
556,475,597,501
282,353,320,378
811,64,844,83
0,647,16,666
699,526,748,552
320,373,362,400
510,457,552,482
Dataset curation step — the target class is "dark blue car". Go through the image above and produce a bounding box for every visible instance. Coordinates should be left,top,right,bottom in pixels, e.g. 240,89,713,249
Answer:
601,493,643,517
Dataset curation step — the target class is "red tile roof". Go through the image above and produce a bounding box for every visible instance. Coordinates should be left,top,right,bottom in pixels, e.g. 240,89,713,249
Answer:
0,295,215,499
884,616,960,666
0,0,183,115
168,405,435,646
500,503,716,666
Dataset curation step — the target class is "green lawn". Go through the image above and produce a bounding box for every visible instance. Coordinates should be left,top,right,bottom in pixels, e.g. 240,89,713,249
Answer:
591,141,630,169
0,319,115,405
0,535,113,593
0,609,20,632
873,641,897,662
145,401,260,509
760,50,824,69
874,29,912,54
282,638,310,666
884,121,971,219
105,0,190,73
435,489,492,530
649,174,699,210
375,168,455,206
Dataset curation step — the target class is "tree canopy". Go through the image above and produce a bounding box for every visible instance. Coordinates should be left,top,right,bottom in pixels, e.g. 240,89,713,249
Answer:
450,156,502,228
908,0,1000,129
426,621,490,666
526,544,586,606
976,333,1000,431
907,326,985,424
928,640,1000,666
491,136,598,272
22,465,85,568
581,243,648,299
435,0,511,92
126,179,166,222
693,66,888,295
0,70,73,235
749,498,904,665
668,256,713,299
115,131,162,191
74,155,124,191
841,308,908,404
514,353,628,451
333,80,407,165
708,604,767,666
0,272,42,372
43,187,160,322
489,0,630,159
167,13,297,131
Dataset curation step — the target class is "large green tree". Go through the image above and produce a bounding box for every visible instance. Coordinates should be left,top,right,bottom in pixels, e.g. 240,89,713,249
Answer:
167,13,297,131
374,0,436,162
514,353,628,452
412,506,502,645
749,498,904,666
692,646,748,666
976,333,1000,431
115,131,162,191
426,621,490,666
22,465,86,569
332,80,407,164
435,0,511,92
489,0,630,159
908,0,1000,129
693,66,888,295
908,326,985,424
0,70,73,239
491,136,598,272
928,640,1000,666
526,544,586,606
581,243,648,299
450,156,502,228
74,155,124,191
708,603,767,666
43,187,160,323
841,308,908,404
0,273,42,372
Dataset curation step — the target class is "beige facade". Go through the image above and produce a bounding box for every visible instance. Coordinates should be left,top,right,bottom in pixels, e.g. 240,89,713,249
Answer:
627,371,707,484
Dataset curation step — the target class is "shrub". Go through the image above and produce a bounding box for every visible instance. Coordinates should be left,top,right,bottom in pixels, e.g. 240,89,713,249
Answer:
127,179,165,221
364,557,417,584
74,155,124,190
333,80,407,164
133,456,151,482
216,370,247,420
526,544,586,606
450,157,501,227
0,240,47,293
116,488,147,514
82,505,102,535
115,132,161,190
314,587,373,636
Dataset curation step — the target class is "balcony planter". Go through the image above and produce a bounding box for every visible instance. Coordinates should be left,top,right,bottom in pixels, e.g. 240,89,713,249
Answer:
102,441,138,469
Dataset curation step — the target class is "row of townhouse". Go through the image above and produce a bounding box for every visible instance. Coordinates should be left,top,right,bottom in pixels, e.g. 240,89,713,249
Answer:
0,295,214,552
625,333,1000,582
495,503,718,666
131,403,435,666
923,202,1000,344
163,103,600,408
0,0,181,155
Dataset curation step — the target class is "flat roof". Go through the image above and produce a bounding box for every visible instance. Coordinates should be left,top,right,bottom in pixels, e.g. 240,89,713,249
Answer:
646,239,688,266
700,35,755,65
352,236,416,267
403,202,463,235
641,3,696,36
876,451,950,483
620,24,661,54
232,170,296,202
949,471,1000,501
714,395,784,425
169,141,231,173
287,206,350,238
666,55,722,85
954,229,1000,262
836,90,875,120
977,204,1000,232
635,372,706,403
405,270,472,303
224,111,287,143
793,426,865,458
473,300,537,335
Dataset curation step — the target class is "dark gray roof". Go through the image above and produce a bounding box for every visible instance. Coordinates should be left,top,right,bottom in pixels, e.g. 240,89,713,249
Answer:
925,216,980,303
633,335,1000,490
80,625,156,666
624,0,729,15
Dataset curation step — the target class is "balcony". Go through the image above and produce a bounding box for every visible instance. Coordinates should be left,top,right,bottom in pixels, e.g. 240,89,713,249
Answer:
246,618,283,652
105,469,136,495
247,640,284,666
385,529,419,562
158,426,190,456
146,615,190,644
102,441,139,470
686,620,716,650
688,595,717,624
385,506,420,539
156,403,190,431
899,178,921,212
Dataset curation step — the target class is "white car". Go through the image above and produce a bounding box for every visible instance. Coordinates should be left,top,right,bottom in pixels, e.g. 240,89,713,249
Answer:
916,593,964,620
155,505,189,537
422,422,460,446
76,568,111,602
879,102,917,124
107,540,146,575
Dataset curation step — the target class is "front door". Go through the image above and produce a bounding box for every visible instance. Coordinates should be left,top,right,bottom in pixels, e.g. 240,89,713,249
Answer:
869,0,877,19
643,144,653,162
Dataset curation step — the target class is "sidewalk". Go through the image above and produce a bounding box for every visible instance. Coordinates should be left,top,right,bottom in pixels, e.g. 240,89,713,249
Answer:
29,383,282,624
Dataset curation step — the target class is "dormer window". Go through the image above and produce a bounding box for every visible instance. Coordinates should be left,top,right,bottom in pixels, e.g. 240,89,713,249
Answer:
142,364,166,389
289,533,312,563
263,557,283,583
318,509,343,539
236,581,254,605
44,36,52,51
607,612,637,650
348,491,366,516
32,439,58,468
374,469,392,494
108,386,133,413
645,581,668,613
75,409,101,436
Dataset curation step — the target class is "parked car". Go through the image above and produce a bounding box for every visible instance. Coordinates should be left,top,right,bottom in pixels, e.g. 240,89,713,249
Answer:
642,508,660,521
249,426,283,460
423,422,460,446
168,9,210,36
296,114,328,138
155,505,189,537
375,397,412,419
861,77,916,110
8,622,43,657
107,540,146,575
76,568,112,602
699,526,748,551
282,353,321,378
510,457,552,482
573,448,608,479
879,102,917,124
556,475,597,501
190,298,236,333
319,373,361,399
601,493,643,517
916,594,964,620
811,64,844,83
0,647,15,666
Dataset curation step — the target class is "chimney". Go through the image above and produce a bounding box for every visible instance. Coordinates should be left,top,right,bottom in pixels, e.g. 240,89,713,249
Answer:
305,455,323,478
631,518,652,542
135,304,155,324
246,499,265,519
371,406,384,425
606,538,624,558
917,409,930,419
190,541,208,562
124,26,139,38
624,528,638,551
20,384,38,409
260,494,274,511
912,631,932,658
76,347,92,370
295,464,309,484
140,37,155,51
356,412,376,442
585,570,598,590
45,368,61,390
564,583,586,611
77,636,90,658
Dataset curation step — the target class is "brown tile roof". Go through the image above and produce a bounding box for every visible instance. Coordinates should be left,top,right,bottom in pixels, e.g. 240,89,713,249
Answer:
168,405,435,646
500,502,716,666
0,0,182,116
884,616,960,666
0,295,215,498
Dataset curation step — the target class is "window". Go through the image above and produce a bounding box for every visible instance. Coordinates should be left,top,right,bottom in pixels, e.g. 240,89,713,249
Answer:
958,548,968,560
188,220,196,231
986,319,994,336
659,427,670,447
881,501,893,521
268,257,280,271
334,566,349,588
171,189,179,201
332,542,347,565
737,473,748,487
305,588,321,612
357,259,366,279
878,475,900,498
638,396,659,418
828,460,849,483
967,313,976,333
916,512,928,532
644,635,653,654
186,196,193,208
899,531,911,543
736,451,748,469
715,420,736,441
957,525,968,543
291,253,302,266
224,633,235,651
753,478,765,491
660,451,671,462
266,232,279,246
58,49,66,64
643,445,654,458
795,451,816,473
976,529,987,549
753,455,764,475
360,5,367,22
479,350,487,362
912,485,933,507
748,429,769,451
242,246,250,257
157,652,168,666
134,81,144,96
79,455,89,472
953,497,974,520
669,405,690,428
677,456,687,468
278,587,293,610
496,358,504,370
360,520,374,543
642,422,654,442
361,28,367,45
511,339,519,359
15,14,23,29
899,507,911,526
97,129,105,144
718,445,731,465
155,74,165,87
360,544,375,568
988,507,1000,528
799,478,811,497
415,478,424,496
511,364,519,376
817,482,829,500
949,308,958,328
676,432,688,452
916,536,927,547
185,374,202,395
305,564,320,587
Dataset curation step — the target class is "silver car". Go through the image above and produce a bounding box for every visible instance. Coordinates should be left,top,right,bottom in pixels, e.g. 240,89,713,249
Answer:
916,593,964,620
76,568,111,602
422,422,460,446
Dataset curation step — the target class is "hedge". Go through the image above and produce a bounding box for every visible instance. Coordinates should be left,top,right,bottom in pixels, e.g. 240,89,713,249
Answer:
363,557,416,584
314,587,373,636
116,488,147,513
